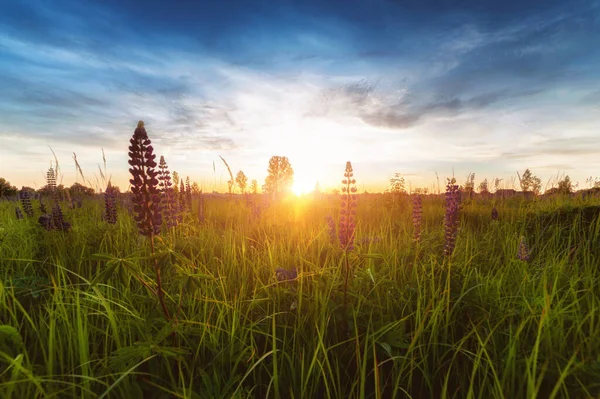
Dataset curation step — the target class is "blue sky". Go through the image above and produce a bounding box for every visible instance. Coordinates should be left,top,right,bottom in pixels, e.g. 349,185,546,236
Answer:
1,0,600,193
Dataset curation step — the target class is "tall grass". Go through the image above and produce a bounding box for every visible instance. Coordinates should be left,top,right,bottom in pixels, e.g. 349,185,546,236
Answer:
0,192,599,398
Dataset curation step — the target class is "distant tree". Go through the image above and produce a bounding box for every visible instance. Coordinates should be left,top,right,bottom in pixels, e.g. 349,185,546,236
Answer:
413,187,428,195
557,175,573,194
250,179,258,194
388,173,406,194
518,169,541,194
478,178,489,194
0,178,18,197
263,156,294,194
69,182,94,197
493,178,503,193
236,170,248,194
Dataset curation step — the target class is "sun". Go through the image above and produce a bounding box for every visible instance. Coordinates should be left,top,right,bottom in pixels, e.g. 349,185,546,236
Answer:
292,176,316,196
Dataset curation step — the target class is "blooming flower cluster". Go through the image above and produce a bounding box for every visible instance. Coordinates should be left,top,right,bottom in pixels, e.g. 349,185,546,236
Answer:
412,194,423,243
444,178,461,256
339,161,357,251
128,121,162,237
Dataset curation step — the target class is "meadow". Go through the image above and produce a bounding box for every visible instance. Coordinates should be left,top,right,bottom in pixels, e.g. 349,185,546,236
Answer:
1,181,600,399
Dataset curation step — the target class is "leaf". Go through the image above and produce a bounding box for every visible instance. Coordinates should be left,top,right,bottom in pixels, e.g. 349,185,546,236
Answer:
382,331,410,349
0,325,23,350
91,263,118,287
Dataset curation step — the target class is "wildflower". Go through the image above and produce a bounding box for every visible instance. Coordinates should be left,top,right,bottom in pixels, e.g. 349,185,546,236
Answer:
517,236,530,261
19,189,33,217
128,120,162,237
158,156,178,228
51,202,70,231
412,194,423,243
491,206,498,221
39,200,47,213
186,176,192,211
179,180,186,213
275,267,298,282
104,183,118,224
15,207,24,219
339,161,357,251
444,177,461,257
326,215,336,244
198,190,205,223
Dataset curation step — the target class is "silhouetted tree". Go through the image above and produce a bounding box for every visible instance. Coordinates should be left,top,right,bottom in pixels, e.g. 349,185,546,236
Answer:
0,178,18,197
518,168,542,195
69,182,95,197
236,170,248,194
264,156,294,194
250,179,258,194
388,173,406,193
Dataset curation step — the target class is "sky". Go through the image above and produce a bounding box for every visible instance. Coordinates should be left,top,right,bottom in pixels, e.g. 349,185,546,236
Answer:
1,0,600,193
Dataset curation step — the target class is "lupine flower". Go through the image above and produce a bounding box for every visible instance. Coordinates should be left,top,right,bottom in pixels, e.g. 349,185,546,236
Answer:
275,267,298,282
39,200,47,214
46,166,57,195
444,177,461,257
198,190,205,223
491,206,498,221
517,236,530,261
326,214,336,244
128,121,162,237
51,202,70,231
185,176,192,210
15,207,24,219
339,161,357,251
104,183,118,224
158,156,178,228
19,189,33,217
412,194,423,243
179,180,186,213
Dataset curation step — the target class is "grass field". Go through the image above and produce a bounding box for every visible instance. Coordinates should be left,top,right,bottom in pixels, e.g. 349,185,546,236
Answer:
1,191,599,398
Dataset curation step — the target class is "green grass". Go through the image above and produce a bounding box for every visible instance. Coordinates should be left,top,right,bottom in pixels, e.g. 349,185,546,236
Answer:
0,193,599,398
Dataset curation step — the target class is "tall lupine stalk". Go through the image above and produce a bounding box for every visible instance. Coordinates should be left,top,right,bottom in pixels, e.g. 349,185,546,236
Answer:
128,121,170,321
179,180,186,212
19,189,33,217
51,202,70,231
104,183,118,225
326,214,336,245
15,207,24,220
517,236,530,262
198,190,205,223
185,176,192,210
340,161,357,309
412,194,423,243
444,177,461,257
158,156,178,228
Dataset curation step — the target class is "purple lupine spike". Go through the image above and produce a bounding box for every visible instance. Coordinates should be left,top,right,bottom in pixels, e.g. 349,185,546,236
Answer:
15,206,24,220
412,194,423,243
104,183,118,224
517,236,530,261
185,176,192,211
197,189,205,223
339,161,357,251
51,202,70,231
179,179,186,213
491,206,498,221
326,214,336,244
19,189,33,217
158,156,178,228
128,121,162,237
444,177,461,257
39,199,47,214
